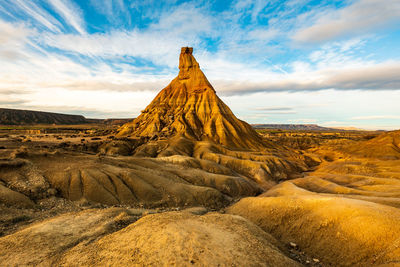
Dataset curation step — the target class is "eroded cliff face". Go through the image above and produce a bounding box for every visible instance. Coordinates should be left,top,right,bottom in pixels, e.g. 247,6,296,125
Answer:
117,47,266,150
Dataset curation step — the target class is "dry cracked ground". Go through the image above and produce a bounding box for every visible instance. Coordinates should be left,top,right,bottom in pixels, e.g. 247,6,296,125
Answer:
0,128,400,266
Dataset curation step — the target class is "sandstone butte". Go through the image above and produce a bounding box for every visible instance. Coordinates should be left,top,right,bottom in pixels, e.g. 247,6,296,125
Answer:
117,47,266,150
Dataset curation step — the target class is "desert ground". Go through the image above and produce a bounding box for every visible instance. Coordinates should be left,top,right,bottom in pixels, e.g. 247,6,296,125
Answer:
1,48,400,266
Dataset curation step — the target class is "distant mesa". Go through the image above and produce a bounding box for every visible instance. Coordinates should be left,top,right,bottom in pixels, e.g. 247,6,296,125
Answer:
0,108,89,125
117,47,266,150
0,108,133,126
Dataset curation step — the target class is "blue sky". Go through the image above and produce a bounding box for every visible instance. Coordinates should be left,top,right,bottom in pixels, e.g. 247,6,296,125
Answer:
0,0,399,129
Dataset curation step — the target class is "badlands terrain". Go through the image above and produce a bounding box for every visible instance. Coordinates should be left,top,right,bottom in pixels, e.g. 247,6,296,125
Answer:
1,48,400,266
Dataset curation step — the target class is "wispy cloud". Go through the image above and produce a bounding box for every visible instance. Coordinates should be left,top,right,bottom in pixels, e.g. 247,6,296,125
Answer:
256,111,296,114
89,0,132,27
19,104,137,118
41,4,213,67
0,99,28,106
47,0,86,34
293,0,400,43
12,0,63,32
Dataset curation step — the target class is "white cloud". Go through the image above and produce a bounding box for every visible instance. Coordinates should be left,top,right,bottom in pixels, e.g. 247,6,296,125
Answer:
0,98,28,105
0,21,34,61
0,21,30,45
257,111,297,114
3,19,400,98
320,121,343,126
210,59,400,95
351,115,400,120
293,0,400,43
24,88,156,118
254,107,293,111
232,0,270,22
47,0,86,34
154,3,213,34
247,28,279,41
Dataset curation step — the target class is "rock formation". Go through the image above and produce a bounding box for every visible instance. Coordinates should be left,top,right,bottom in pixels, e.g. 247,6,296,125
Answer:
118,47,266,150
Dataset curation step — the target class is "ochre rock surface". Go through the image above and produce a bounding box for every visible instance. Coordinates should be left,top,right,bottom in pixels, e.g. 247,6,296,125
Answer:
292,129,400,208
344,130,400,159
1,151,262,208
0,208,139,266
225,129,400,266
228,184,400,266
60,211,300,266
0,207,299,266
118,47,266,150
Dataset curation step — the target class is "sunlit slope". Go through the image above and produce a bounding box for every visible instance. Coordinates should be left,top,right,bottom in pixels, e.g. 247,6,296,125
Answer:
0,208,300,267
228,184,400,266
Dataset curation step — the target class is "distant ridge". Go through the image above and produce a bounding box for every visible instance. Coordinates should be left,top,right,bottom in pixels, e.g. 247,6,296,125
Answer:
331,126,366,131
0,108,90,125
251,124,337,131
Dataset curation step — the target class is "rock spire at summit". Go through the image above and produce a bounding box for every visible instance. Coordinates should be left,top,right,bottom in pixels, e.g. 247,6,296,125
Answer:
177,47,214,92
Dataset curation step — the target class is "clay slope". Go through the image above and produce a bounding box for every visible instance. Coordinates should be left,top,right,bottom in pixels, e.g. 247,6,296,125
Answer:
118,47,266,150
288,129,400,207
228,185,400,266
345,130,400,159
0,150,262,208
0,208,300,266
225,129,400,266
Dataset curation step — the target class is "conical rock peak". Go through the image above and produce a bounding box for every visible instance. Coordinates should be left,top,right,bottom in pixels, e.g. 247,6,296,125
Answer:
118,47,266,150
